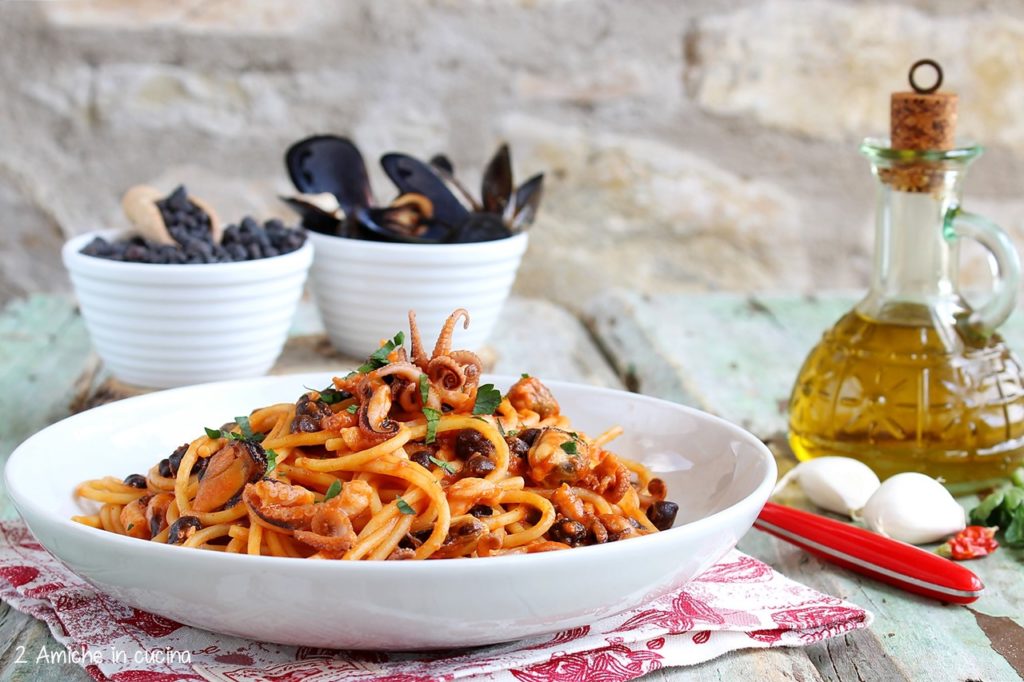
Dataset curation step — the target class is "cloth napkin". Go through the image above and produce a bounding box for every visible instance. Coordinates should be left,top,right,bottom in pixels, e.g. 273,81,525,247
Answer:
0,521,871,681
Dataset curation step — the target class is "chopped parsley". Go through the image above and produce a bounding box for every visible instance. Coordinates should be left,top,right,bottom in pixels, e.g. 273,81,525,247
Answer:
423,407,441,444
472,384,502,415
305,385,349,405
521,372,531,378
206,418,265,444
560,441,578,455
496,419,506,436
356,331,405,373
323,480,342,502
396,497,416,515
346,404,359,414
429,455,457,475
419,374,430,405
265,449,279,474
235,415,256,439
126,523,134,531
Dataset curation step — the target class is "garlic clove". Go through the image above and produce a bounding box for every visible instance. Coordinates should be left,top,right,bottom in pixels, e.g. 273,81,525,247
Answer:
773,457,880,517
861,473,966,544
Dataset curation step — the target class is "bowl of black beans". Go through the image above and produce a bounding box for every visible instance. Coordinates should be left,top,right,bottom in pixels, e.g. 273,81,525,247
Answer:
63,185,313,388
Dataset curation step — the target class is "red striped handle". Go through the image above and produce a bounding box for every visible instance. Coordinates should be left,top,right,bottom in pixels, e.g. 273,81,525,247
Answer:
755,502,984,604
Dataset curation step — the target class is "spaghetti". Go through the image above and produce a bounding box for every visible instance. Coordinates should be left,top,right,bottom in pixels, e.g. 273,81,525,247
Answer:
74,309,679,559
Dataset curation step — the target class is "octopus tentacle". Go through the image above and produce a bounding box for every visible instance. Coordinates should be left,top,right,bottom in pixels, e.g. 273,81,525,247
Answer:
357,380,399,444
408,311,430,370
432,308,470,360
448,350,483,391
369,361,424,384
427,356,467,391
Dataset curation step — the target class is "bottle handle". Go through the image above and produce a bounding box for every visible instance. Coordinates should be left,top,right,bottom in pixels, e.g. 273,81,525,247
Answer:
944,206,1021,338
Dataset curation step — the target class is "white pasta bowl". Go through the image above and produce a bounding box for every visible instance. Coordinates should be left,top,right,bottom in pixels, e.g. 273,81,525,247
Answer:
5,373,774,650
306,231,528,356
62,230,313,388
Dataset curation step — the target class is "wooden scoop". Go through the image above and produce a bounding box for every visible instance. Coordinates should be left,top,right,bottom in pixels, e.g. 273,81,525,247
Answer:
121,185,222,245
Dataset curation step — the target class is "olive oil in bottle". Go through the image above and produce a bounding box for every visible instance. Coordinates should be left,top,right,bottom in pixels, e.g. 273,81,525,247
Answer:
787,61,1024,491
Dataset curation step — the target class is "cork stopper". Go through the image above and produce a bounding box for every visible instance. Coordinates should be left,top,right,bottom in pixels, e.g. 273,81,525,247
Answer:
890,59,958,150
881,60,958,193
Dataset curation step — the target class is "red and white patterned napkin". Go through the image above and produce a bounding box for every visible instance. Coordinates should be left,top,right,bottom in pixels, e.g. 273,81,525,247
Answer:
0,521,870,681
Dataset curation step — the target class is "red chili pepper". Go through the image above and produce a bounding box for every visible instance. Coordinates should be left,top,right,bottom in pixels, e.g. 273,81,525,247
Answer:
936,526,999,560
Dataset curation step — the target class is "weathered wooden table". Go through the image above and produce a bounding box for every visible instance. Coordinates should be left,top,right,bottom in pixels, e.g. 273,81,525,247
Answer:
1,290,1022,681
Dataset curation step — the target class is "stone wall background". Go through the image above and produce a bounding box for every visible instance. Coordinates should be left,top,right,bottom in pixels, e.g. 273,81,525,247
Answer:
3,0,1024,309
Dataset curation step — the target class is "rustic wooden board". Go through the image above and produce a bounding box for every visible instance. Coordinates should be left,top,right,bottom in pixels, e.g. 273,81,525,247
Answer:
587,288,1024,682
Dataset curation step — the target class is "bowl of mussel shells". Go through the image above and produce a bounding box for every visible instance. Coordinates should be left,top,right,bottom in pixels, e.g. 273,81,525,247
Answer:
281,136,541,356
62,185,313,388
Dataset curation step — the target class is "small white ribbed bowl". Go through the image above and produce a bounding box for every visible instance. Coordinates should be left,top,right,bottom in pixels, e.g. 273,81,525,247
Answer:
307,231,529,356
62,230,314,389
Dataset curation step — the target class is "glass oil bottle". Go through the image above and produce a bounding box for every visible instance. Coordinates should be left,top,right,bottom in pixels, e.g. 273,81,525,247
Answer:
788,60,1024,491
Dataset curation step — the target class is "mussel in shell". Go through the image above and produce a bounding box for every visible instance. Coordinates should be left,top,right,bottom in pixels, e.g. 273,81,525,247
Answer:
281,136,544,244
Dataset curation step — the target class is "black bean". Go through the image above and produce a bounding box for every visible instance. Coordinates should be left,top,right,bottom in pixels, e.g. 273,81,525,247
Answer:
293,415,320,432
167,516,202,545
505,435,529,460
465,454,495,477
646,500,679,531
158,458,172,478
518,428,541,445
409,449,432,469
455,430,494,461
468,504,493,517
123,474,147,489
166,186,189,211
167,443,189,476
549,517,587,547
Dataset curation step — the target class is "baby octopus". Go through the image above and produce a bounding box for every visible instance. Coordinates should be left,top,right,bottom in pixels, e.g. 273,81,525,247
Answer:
243,479,375,556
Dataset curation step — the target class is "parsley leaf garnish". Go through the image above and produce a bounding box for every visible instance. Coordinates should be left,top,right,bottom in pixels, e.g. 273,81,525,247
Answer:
205,419,265,444
419,374,430,405
560,441,578,455
423,407,441,444
346,404,359,414
235,415,255,439
429,455,456,475
323,480,342,502
356,331,405,373
305,385,349,405
396,497,415,515
472,384,502,415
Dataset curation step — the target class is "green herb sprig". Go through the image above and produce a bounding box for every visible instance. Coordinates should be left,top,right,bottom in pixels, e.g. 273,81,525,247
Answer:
472,384,502,415
396,497,416,515
356,332,405,373
970,472,1024,547
423,407,441,444
429,455,457,475
304,385,350,405
323,480,343,502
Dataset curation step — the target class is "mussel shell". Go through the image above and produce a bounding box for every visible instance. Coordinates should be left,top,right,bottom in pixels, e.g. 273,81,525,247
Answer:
429,154,455,176
357,206,453,244
481,144,513,215
279,196,344,236
379,153,470,229
450,212,512,243
511,173,544,231
285,135,373,215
